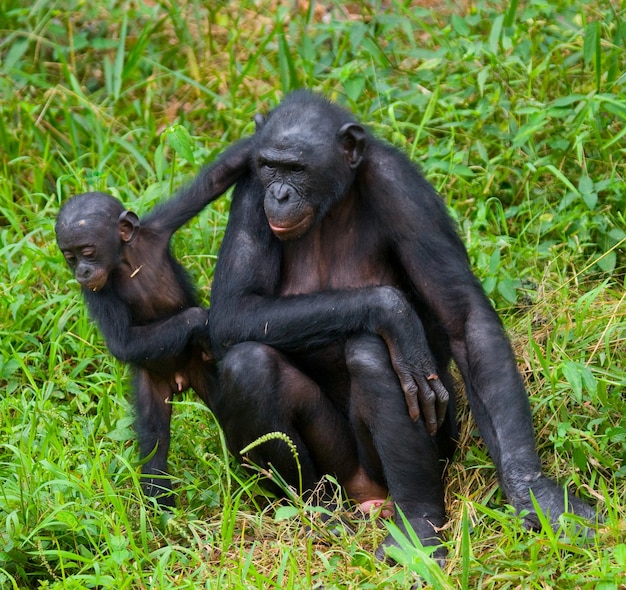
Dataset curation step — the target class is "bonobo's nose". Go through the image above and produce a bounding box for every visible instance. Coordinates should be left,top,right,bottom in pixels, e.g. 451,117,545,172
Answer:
270,182,292,202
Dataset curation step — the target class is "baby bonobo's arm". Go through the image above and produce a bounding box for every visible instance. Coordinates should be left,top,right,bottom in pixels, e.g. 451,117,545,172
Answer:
143,137,253,235
83,289,209,365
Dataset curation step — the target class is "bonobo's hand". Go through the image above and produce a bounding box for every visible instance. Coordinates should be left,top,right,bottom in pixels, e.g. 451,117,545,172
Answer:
187,307,213,361
375,287,449,434
183,306,210,330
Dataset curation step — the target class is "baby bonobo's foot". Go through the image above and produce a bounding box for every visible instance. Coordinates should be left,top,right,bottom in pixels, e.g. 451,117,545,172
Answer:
142,477,175,510
375,513,446,567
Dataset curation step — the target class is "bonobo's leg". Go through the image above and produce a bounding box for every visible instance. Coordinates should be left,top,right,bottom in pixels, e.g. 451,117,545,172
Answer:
214,342,362,496
134,369,174,506
345,334,447,560
451,314,597,526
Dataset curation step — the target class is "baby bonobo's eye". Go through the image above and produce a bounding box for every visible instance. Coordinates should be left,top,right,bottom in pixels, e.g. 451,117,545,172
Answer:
63,252,77,267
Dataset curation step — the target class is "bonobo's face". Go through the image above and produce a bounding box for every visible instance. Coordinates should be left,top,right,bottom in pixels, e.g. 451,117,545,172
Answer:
255,100,365,241
55,192,128,292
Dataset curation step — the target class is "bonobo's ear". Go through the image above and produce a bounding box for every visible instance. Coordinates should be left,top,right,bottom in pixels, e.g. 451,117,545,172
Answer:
254,113,266,131
338,122,366,169
118,210,140,244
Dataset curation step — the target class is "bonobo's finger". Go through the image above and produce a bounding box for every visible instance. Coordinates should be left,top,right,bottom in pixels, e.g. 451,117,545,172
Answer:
416,376,438,434
191,330,214,362
402,386,421,422
428,374,450,427
397,372,421,421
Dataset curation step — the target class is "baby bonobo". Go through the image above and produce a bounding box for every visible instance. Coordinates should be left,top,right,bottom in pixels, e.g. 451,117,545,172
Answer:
55,139,251,505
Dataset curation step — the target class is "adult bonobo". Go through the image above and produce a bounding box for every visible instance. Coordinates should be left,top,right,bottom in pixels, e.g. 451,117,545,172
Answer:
208,90,596,558
55,138,251,505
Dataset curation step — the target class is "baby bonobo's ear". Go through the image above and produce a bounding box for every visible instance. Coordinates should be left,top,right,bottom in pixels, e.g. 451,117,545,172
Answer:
118,210,140,244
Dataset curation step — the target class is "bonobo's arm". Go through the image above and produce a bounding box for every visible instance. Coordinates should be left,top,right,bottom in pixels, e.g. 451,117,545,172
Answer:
363,142,597,522
209,175,449,431
142,137,253,235
83,288,209,365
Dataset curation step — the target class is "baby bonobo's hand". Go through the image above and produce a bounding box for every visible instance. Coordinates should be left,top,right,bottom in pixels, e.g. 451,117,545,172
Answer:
188,307,213,361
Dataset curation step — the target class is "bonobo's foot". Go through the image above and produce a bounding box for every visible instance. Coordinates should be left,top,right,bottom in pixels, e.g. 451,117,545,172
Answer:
357,498,395,519
375,513,446,567
343,465,394,518
507,473,597,529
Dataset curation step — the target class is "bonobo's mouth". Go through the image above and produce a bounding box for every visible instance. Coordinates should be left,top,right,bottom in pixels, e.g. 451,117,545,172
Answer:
268,214,313,240
78,275,107,292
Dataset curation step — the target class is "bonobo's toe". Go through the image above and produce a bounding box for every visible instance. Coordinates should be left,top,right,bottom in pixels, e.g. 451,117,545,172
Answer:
509,474,598,529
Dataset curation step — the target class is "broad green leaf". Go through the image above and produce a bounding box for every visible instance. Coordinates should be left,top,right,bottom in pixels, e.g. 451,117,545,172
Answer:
165,125,195,166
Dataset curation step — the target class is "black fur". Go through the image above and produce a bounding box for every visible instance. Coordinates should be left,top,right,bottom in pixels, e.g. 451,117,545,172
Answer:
55,138,252,504
206,91,595,560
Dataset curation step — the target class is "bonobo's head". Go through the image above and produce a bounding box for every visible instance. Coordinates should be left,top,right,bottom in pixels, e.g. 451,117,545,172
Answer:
55,192,140,292
253,90,367,241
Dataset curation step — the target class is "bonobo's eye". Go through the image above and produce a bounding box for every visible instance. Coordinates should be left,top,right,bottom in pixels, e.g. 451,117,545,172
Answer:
289,164,305,173
81,247,96,260
257,158,275,171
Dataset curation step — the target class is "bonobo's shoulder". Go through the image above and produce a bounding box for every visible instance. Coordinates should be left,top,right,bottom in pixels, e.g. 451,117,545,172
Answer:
364,138,426,180
361,137,447,214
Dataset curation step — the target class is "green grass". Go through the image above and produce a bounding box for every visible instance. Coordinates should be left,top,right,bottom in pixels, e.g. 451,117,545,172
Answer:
1,0,625,587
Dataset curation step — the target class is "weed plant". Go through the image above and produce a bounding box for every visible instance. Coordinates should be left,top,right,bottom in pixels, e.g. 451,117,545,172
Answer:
0,0,624,588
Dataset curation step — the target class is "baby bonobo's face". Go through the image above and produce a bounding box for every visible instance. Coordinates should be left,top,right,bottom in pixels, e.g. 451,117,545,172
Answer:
55,192,126,292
